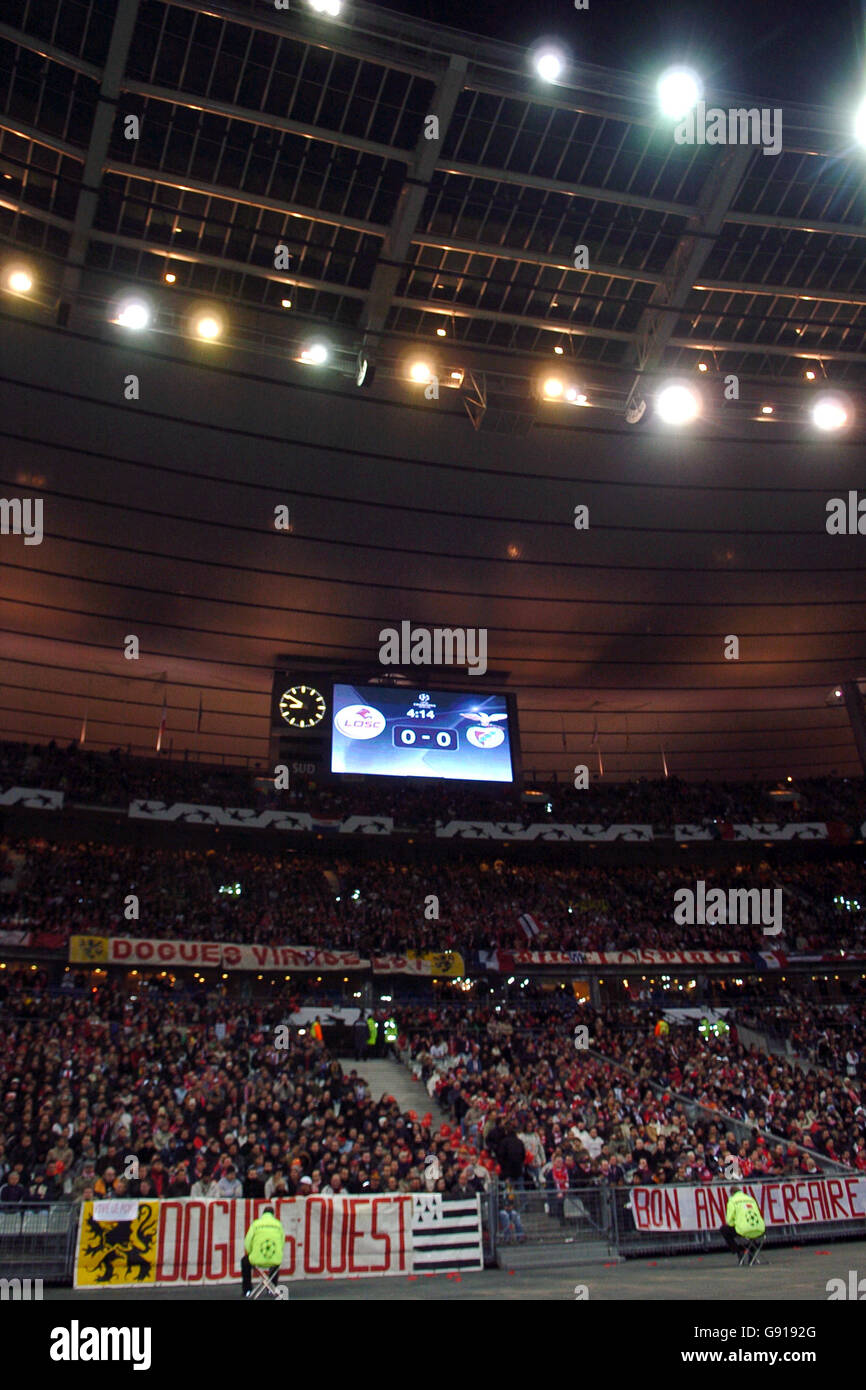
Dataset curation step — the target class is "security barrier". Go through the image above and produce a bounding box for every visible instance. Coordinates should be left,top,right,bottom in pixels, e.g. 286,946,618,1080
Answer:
0,1202,78,1284
491,1174,866,1260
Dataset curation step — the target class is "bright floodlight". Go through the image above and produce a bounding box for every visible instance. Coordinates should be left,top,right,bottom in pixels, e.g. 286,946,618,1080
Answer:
6,267,33,293
542,376,564,399
115,298,150,330
658,67,701,120
855,97,866,148
409,359,434,383
301,342,329,365
195,314,222,340
535,50,564,83
812,395,848,432
310,0,341,13
656,382,700,424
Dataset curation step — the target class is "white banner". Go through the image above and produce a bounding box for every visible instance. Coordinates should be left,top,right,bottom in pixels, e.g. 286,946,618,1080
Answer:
128,801,392,835
103,938,368,972
74,1195,483,1287
628,1178,866,1233
0,786,64,809
435,821,654,842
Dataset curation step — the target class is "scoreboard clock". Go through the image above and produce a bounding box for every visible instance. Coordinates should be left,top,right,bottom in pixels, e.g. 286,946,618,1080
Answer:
278,684,327,730
270,673,333,779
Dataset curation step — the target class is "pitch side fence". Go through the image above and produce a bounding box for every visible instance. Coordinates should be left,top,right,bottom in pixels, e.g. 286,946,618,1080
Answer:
1,1177,863,1286
490,1176,866,1259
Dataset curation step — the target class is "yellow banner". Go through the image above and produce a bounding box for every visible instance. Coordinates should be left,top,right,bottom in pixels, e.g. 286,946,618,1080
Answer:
74,1201,159,1287
408,950,465,978
69,935,108,964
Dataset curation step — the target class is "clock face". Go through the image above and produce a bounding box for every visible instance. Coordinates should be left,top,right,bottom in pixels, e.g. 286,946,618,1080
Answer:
279,684,327,729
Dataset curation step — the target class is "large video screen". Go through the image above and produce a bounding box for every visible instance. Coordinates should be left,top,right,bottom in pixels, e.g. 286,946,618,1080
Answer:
330,684,515,783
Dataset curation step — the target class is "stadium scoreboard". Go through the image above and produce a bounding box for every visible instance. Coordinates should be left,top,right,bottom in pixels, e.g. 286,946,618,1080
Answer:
270,673,518,784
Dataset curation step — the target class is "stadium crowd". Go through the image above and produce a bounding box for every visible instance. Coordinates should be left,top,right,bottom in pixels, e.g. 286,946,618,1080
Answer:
401,998,866,1188
2,833,864,957
1,977,863,1212
2,739,865,830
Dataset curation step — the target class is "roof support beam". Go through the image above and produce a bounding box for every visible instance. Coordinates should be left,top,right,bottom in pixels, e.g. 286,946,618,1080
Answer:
123,81,406,165
57,0,142,327
0,22,102,80
623,144,753,422
102,161,389,238
358,53,468,351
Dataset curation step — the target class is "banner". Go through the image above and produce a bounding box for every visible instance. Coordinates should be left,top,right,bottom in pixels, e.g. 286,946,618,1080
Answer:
436,821,654,842
480,949,751,970
628,1178,866,1234
372,952,465,977
67,938,468,976
68,937,368,972
0,786,64,809
70,937,778,975
0,929,31,945
2,786,860,847
74,1195,483,1287
128,801,392,835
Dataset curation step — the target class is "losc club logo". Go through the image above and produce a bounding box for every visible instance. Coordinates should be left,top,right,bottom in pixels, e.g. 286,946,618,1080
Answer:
335,704,386,740
465,725,505,749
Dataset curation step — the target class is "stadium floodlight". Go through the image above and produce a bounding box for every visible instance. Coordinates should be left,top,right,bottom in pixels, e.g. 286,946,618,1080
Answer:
656,381,700,425
4,265,33,294
657,66,702,120
542,375,565,399
113,296,151,331
855,96,866,148
408,359,435,383
194,313,222,341
310,0,342,14
812,394,849,432
300,341,329,365
534,49,565,83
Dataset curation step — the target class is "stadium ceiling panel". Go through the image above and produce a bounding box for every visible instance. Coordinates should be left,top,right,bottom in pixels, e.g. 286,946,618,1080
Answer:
0,0,863,783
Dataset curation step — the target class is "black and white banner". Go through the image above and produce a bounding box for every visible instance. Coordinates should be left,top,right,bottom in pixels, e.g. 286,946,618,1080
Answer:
410,1195,484,1272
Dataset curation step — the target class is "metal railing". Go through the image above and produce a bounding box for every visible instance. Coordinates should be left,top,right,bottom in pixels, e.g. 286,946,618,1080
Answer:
0,1202,78,1282
489,1177,866,1261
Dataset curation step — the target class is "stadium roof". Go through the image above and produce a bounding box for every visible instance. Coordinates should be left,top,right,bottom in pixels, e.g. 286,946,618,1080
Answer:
1,0,865,782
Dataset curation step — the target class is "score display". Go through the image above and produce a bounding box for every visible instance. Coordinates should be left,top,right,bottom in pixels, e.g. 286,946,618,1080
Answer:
330,684,515,782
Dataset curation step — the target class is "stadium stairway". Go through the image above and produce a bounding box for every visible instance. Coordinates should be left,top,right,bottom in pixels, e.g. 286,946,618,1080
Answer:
337,1056,448,1124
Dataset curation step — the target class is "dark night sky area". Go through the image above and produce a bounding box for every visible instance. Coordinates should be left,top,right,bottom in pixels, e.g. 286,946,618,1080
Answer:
370,0,866,108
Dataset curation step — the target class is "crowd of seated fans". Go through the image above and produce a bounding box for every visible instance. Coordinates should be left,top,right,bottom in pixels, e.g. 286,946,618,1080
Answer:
2,833,864,957
0,980,469,1207
400,998,866,1191
2,739,865,831
0,971,863,1209
735,983,866,1079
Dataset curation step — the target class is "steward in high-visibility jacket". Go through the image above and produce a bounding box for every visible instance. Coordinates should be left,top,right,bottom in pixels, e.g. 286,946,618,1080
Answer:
367,1016,378,1047
311,1017,324,1044
720,1188,765,1257
726,1189,765,1237
241,1206,285,1297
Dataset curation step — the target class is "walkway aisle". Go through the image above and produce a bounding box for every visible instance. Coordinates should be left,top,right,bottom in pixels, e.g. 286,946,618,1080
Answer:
336,1056,447,1123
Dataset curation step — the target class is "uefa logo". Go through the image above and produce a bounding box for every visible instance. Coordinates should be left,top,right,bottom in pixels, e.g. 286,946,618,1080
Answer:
465,725,505,749
334,704,386,740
